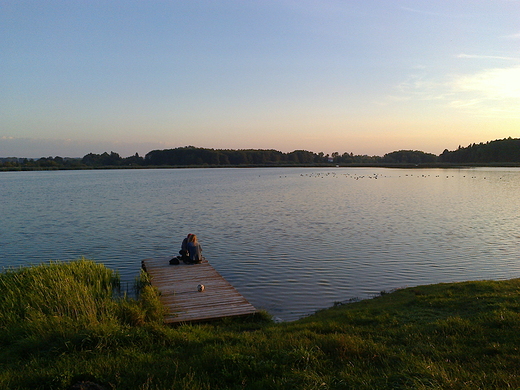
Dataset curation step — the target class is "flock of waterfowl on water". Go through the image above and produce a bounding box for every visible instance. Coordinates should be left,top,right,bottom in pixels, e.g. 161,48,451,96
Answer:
271,172,500,180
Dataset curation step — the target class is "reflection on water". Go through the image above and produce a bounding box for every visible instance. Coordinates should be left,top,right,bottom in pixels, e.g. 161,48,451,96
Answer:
1,167,519,321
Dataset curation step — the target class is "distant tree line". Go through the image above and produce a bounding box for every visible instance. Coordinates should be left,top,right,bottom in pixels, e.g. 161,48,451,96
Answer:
438,137,520,163
0,156,84,169
143,147,383,166
0,152,144,169
1,138,519,170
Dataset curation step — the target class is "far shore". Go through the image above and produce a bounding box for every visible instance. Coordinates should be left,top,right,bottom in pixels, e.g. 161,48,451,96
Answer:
2,161,520,172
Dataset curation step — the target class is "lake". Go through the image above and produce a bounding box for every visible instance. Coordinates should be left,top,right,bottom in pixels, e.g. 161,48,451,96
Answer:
1,167,519,321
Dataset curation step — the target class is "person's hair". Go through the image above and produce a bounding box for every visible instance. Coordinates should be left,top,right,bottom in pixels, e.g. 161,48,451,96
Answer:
189,234,197,243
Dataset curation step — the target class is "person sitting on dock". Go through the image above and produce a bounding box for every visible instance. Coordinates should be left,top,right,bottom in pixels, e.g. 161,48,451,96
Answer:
187,234,203,264
170,233,192,265
179,233,192,260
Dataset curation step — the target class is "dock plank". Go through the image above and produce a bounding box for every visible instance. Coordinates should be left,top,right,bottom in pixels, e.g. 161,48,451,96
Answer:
142,257,257,323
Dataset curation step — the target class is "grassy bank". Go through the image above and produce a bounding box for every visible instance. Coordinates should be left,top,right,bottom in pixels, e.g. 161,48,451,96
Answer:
1,260,519,389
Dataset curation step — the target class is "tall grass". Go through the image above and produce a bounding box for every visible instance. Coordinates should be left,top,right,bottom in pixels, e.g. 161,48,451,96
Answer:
0,258,117,324
0,259,165,347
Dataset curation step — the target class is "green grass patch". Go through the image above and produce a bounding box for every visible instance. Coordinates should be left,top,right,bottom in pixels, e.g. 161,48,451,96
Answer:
1,261,520,389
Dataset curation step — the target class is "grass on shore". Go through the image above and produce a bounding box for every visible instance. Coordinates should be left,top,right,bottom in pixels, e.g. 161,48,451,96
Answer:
1,259,520,389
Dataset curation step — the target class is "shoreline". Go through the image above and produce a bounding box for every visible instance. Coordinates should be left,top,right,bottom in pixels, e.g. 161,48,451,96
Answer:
2,162,520,172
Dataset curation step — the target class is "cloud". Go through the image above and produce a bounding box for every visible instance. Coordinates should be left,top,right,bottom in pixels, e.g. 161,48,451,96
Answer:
457,53,520,61
392,73,450,102
502,32,520,40
451,66,520,99
448,66,520,116
388,65,520,118
400,6,467,18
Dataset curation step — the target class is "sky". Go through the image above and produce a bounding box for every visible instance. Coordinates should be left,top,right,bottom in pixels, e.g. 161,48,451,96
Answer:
1,0,519,158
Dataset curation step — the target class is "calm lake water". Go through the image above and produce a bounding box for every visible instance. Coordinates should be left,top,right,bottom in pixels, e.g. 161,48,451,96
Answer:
1,167,519,321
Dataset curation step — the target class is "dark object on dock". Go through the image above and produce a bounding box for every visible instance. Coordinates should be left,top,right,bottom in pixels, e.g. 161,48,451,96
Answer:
142,257,257,323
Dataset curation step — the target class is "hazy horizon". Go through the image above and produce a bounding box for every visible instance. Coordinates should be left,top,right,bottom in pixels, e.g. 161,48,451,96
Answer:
1,137,512,161
2,1,519,158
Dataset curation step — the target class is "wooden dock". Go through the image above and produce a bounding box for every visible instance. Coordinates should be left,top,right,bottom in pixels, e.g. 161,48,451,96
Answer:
141,257,257,324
